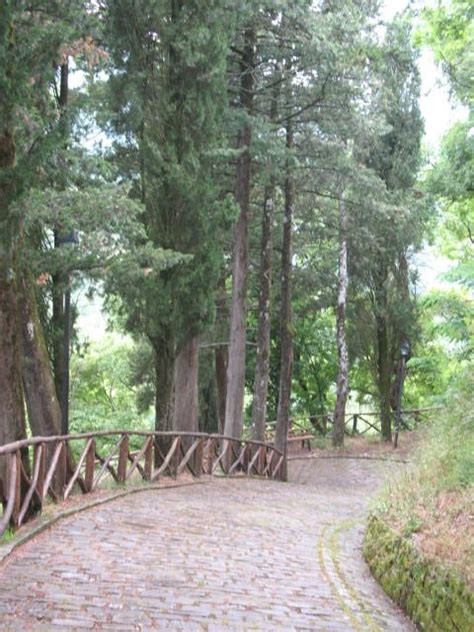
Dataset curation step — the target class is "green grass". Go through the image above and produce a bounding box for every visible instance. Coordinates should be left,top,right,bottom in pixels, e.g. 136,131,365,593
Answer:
0,526,15,545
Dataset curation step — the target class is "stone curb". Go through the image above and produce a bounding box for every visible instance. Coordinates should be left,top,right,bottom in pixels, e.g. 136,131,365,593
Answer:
0,479,207,567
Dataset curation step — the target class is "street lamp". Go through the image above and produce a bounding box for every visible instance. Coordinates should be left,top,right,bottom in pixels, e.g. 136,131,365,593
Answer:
394,339,411,449
57,230,79,435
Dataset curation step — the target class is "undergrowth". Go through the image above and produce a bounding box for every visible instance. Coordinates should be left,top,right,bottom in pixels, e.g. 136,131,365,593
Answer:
374,389,474,586
0,527,15,545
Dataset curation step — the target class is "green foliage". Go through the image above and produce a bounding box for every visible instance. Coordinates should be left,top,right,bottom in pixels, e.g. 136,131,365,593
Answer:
1,0,468,453
292,309,338,416
376,384,474,528
70,335,153,450
409,0,474,416
416,0,473,105
422,289,473,355
425,116,474,285
99,0,234,375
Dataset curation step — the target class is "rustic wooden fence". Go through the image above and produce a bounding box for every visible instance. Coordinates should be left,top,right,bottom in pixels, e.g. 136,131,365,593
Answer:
0,431,284,537
263,408,438,445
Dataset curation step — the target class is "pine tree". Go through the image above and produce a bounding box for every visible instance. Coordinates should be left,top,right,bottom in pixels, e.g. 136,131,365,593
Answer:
103,0,230,436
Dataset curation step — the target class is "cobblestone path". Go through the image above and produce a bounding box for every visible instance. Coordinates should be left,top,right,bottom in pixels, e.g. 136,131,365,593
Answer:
0,458,414,631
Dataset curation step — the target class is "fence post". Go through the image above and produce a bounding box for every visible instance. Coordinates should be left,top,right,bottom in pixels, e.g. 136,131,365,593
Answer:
54,441,68,500
257,446,265,476
352,414,358,435
144,437,153,481
117,434,129,483
11,451,22,527
194,438,204,478
206,438,215,475
84,439,96,492
35,443,46,505
170,437,180,478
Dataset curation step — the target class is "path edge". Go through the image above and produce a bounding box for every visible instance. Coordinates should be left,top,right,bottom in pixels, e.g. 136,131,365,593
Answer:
363,513,474,631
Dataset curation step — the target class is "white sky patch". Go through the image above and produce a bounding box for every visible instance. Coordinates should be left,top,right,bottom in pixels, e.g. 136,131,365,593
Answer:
76,290,108,342
418,48,469,153
413,246,454,294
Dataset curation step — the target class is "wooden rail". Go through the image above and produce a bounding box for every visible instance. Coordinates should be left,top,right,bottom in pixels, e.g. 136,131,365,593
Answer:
262,408,439,444
0,431,284,537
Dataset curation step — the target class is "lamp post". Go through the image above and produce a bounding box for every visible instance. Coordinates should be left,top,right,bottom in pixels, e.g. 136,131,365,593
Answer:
57,229,79,436
394,339,411,449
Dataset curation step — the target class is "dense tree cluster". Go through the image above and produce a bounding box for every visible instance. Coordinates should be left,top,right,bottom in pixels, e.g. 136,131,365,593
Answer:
1,0,469,508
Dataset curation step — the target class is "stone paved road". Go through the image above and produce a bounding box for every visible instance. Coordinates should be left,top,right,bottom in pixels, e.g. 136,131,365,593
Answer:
0,458,414,631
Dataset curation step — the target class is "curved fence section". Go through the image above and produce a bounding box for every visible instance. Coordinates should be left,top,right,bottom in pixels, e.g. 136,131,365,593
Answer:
0,431,284,537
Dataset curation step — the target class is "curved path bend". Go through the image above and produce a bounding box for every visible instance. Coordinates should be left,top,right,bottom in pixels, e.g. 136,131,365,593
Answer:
0,458,414,631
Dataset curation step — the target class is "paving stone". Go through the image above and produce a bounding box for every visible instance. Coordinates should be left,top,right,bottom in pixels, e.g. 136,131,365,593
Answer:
0,458,415,631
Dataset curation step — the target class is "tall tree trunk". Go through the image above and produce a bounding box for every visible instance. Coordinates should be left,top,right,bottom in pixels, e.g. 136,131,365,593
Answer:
275,117,294,467
224,27,255,440
375,261,392,441
251,67,280,443
251,189,274,441
51,259,66,413
173,336,199,448
390,252,410,411
154,337,175,433
153,334,175,457
0,262,27,505
214,276,228,435
19,272,62,437
332,196,349,447
52,61,69,430
19,270,77,493
0,129,29,507
215,347,227,436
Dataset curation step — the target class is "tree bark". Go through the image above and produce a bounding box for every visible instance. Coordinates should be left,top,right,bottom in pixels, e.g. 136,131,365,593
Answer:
51,258,66,411
0,128,29,506
153,337,175,432
251,65,280,443
153,334,175,457
19,272,62,438
215,347,227,436
251,190,274,441
332,196,349,447
224,27,255,440
275,117,294,466
0,264,27,504
51,61,70,431
173,335,199,448
214,276,228,435
375,261,392,441
390,252,410,411
19,270,78,493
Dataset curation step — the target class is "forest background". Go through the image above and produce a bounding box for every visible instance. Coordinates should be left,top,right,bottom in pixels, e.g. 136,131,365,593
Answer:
0,0,472,479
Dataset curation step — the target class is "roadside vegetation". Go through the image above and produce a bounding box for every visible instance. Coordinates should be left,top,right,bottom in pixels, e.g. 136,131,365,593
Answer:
373,386,473,585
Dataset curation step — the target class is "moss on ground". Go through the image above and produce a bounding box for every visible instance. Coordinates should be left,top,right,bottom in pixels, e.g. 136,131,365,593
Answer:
364,514,474,631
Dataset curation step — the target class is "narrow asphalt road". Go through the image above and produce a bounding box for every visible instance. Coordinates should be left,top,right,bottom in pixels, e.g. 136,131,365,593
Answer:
0,457,414,631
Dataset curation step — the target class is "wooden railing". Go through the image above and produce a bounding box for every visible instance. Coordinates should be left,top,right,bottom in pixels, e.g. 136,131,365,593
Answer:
0,431,284,537
262,408,439,442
